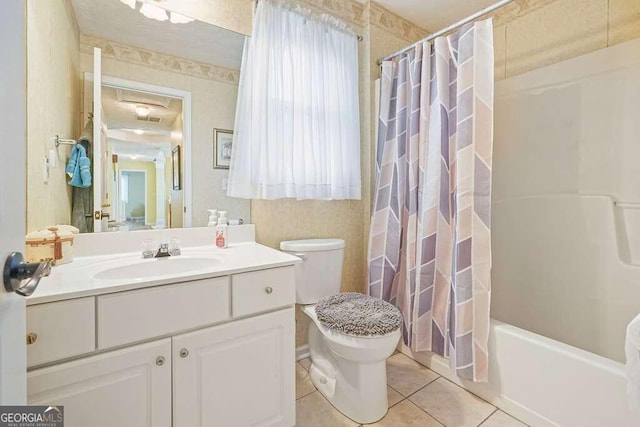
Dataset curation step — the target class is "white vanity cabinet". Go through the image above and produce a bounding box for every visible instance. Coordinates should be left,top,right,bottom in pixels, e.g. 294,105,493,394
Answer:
28,339,172,427
26,265,296,427
173,309,294,427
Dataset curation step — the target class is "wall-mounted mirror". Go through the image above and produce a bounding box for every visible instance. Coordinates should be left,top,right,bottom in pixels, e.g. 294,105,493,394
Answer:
26,0,250,233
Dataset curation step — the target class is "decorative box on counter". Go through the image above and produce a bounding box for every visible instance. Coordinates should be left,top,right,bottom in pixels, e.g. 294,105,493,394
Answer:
26,225,78,265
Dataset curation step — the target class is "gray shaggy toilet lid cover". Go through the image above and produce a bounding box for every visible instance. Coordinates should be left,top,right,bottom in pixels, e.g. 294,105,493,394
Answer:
315,292,403,336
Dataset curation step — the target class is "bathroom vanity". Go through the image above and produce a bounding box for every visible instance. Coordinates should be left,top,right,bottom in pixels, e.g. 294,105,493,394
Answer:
25,226,298,427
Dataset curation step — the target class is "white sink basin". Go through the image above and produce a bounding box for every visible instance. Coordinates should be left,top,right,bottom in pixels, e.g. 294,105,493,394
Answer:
93,257,221,281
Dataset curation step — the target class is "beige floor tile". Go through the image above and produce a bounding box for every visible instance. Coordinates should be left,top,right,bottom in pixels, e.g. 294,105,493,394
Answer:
480,410,528,427
296,362,316,400
367,400,442,426
409,378,495,427
387,386,403,407
296,391,359,427
299,357,312,371
386,353,439,396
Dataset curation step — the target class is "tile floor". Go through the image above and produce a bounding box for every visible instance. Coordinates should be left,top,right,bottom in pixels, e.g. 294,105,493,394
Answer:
295,353,528,427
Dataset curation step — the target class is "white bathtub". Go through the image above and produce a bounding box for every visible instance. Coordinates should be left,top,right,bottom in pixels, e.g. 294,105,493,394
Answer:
401,319,640,426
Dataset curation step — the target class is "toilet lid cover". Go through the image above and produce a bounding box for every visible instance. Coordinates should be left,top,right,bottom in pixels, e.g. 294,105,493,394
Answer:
315,293,403,336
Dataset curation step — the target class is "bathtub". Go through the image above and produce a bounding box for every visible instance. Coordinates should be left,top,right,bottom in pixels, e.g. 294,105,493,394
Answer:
401,319,640,426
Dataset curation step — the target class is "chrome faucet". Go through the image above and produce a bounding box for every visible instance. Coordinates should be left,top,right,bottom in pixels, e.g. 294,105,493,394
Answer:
142,240,181,259
155,243,171,258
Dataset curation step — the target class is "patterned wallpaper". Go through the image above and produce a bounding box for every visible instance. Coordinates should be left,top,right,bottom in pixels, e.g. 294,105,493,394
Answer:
290,0,429,42
297,0,366,29
368,2,430,41
490,0,560,26
62,0,80,42
80,34,240,85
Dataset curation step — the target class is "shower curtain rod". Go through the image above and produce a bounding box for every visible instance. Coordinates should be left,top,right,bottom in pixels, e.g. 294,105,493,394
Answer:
377,0,516,65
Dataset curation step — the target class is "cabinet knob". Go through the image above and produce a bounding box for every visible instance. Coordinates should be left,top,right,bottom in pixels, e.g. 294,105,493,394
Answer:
156,356,165,366
265,286,273,294
180,348,189,358
26,332,38,345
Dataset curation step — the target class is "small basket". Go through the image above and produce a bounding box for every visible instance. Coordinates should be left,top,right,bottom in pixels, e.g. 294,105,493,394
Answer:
26,225,78,265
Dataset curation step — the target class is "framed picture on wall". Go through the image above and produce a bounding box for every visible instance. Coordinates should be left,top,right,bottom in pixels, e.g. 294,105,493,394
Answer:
213,128,233,169
172,146,181,190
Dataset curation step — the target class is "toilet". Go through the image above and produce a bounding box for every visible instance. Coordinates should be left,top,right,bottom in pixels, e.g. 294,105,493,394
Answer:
280,238,401,424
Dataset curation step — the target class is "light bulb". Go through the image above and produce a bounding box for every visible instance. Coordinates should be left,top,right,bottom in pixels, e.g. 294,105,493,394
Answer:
135,106,150,117
133,129,144,135
140,3,168,21
169,12,194,24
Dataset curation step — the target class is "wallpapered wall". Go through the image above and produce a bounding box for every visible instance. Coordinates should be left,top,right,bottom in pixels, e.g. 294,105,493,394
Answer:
26,0,81,231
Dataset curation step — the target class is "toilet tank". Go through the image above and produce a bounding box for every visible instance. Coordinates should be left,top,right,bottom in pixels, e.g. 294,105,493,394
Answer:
280,239,345,304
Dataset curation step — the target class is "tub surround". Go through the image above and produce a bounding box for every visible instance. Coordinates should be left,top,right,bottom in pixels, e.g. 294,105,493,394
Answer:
400,320,640,427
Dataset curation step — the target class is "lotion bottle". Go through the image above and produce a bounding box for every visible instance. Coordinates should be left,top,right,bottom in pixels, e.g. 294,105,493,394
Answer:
215,211,228,248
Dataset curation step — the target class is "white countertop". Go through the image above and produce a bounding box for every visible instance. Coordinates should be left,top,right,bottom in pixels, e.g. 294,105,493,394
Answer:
28,242,301,305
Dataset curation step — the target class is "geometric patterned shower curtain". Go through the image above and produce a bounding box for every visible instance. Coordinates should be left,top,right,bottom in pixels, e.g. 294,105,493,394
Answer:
368,19,494,382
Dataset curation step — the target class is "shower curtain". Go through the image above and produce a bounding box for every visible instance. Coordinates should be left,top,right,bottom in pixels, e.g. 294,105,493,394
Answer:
368,19,494,382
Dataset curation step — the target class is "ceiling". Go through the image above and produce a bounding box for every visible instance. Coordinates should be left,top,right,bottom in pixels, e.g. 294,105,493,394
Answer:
101,86,182,135
71,0,245,70
102,86,180,161
371,0,499,32
110,139,171,162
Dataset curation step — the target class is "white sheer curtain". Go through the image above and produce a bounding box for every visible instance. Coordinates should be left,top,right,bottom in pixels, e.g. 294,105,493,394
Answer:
227,0,361,200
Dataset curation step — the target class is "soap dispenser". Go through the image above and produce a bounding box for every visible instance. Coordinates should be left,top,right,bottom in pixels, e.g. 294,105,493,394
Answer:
215,211,228,248
207,210,218,227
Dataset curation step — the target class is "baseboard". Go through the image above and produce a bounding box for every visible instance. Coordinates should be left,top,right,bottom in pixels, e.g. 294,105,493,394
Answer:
296,344,310,361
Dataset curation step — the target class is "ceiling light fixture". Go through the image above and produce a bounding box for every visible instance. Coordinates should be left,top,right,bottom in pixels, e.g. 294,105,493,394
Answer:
130,155,139,160
118,0,194,24
135,106,150,117
169,12,194,24
133,129,145,135
140,3,168,21
119,0,136,9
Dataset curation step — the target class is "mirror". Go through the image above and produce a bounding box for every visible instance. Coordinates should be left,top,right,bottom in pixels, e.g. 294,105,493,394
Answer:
26,0,250,233
102,86,183,231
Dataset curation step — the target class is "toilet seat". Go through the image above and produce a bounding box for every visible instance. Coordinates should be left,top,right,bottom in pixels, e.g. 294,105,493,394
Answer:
303,304,401,362
315,292,403,337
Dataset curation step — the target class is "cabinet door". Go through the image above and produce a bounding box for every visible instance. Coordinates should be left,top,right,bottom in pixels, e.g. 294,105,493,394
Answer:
173,308,295,427
28,339,171,427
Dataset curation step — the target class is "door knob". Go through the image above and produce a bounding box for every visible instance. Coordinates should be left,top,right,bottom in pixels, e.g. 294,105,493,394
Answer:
26,332,38,345
3,252,51,296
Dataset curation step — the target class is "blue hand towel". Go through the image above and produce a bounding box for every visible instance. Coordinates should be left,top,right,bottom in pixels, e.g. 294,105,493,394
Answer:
69,144,92,188
66,144,80,178
79,154,91,187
